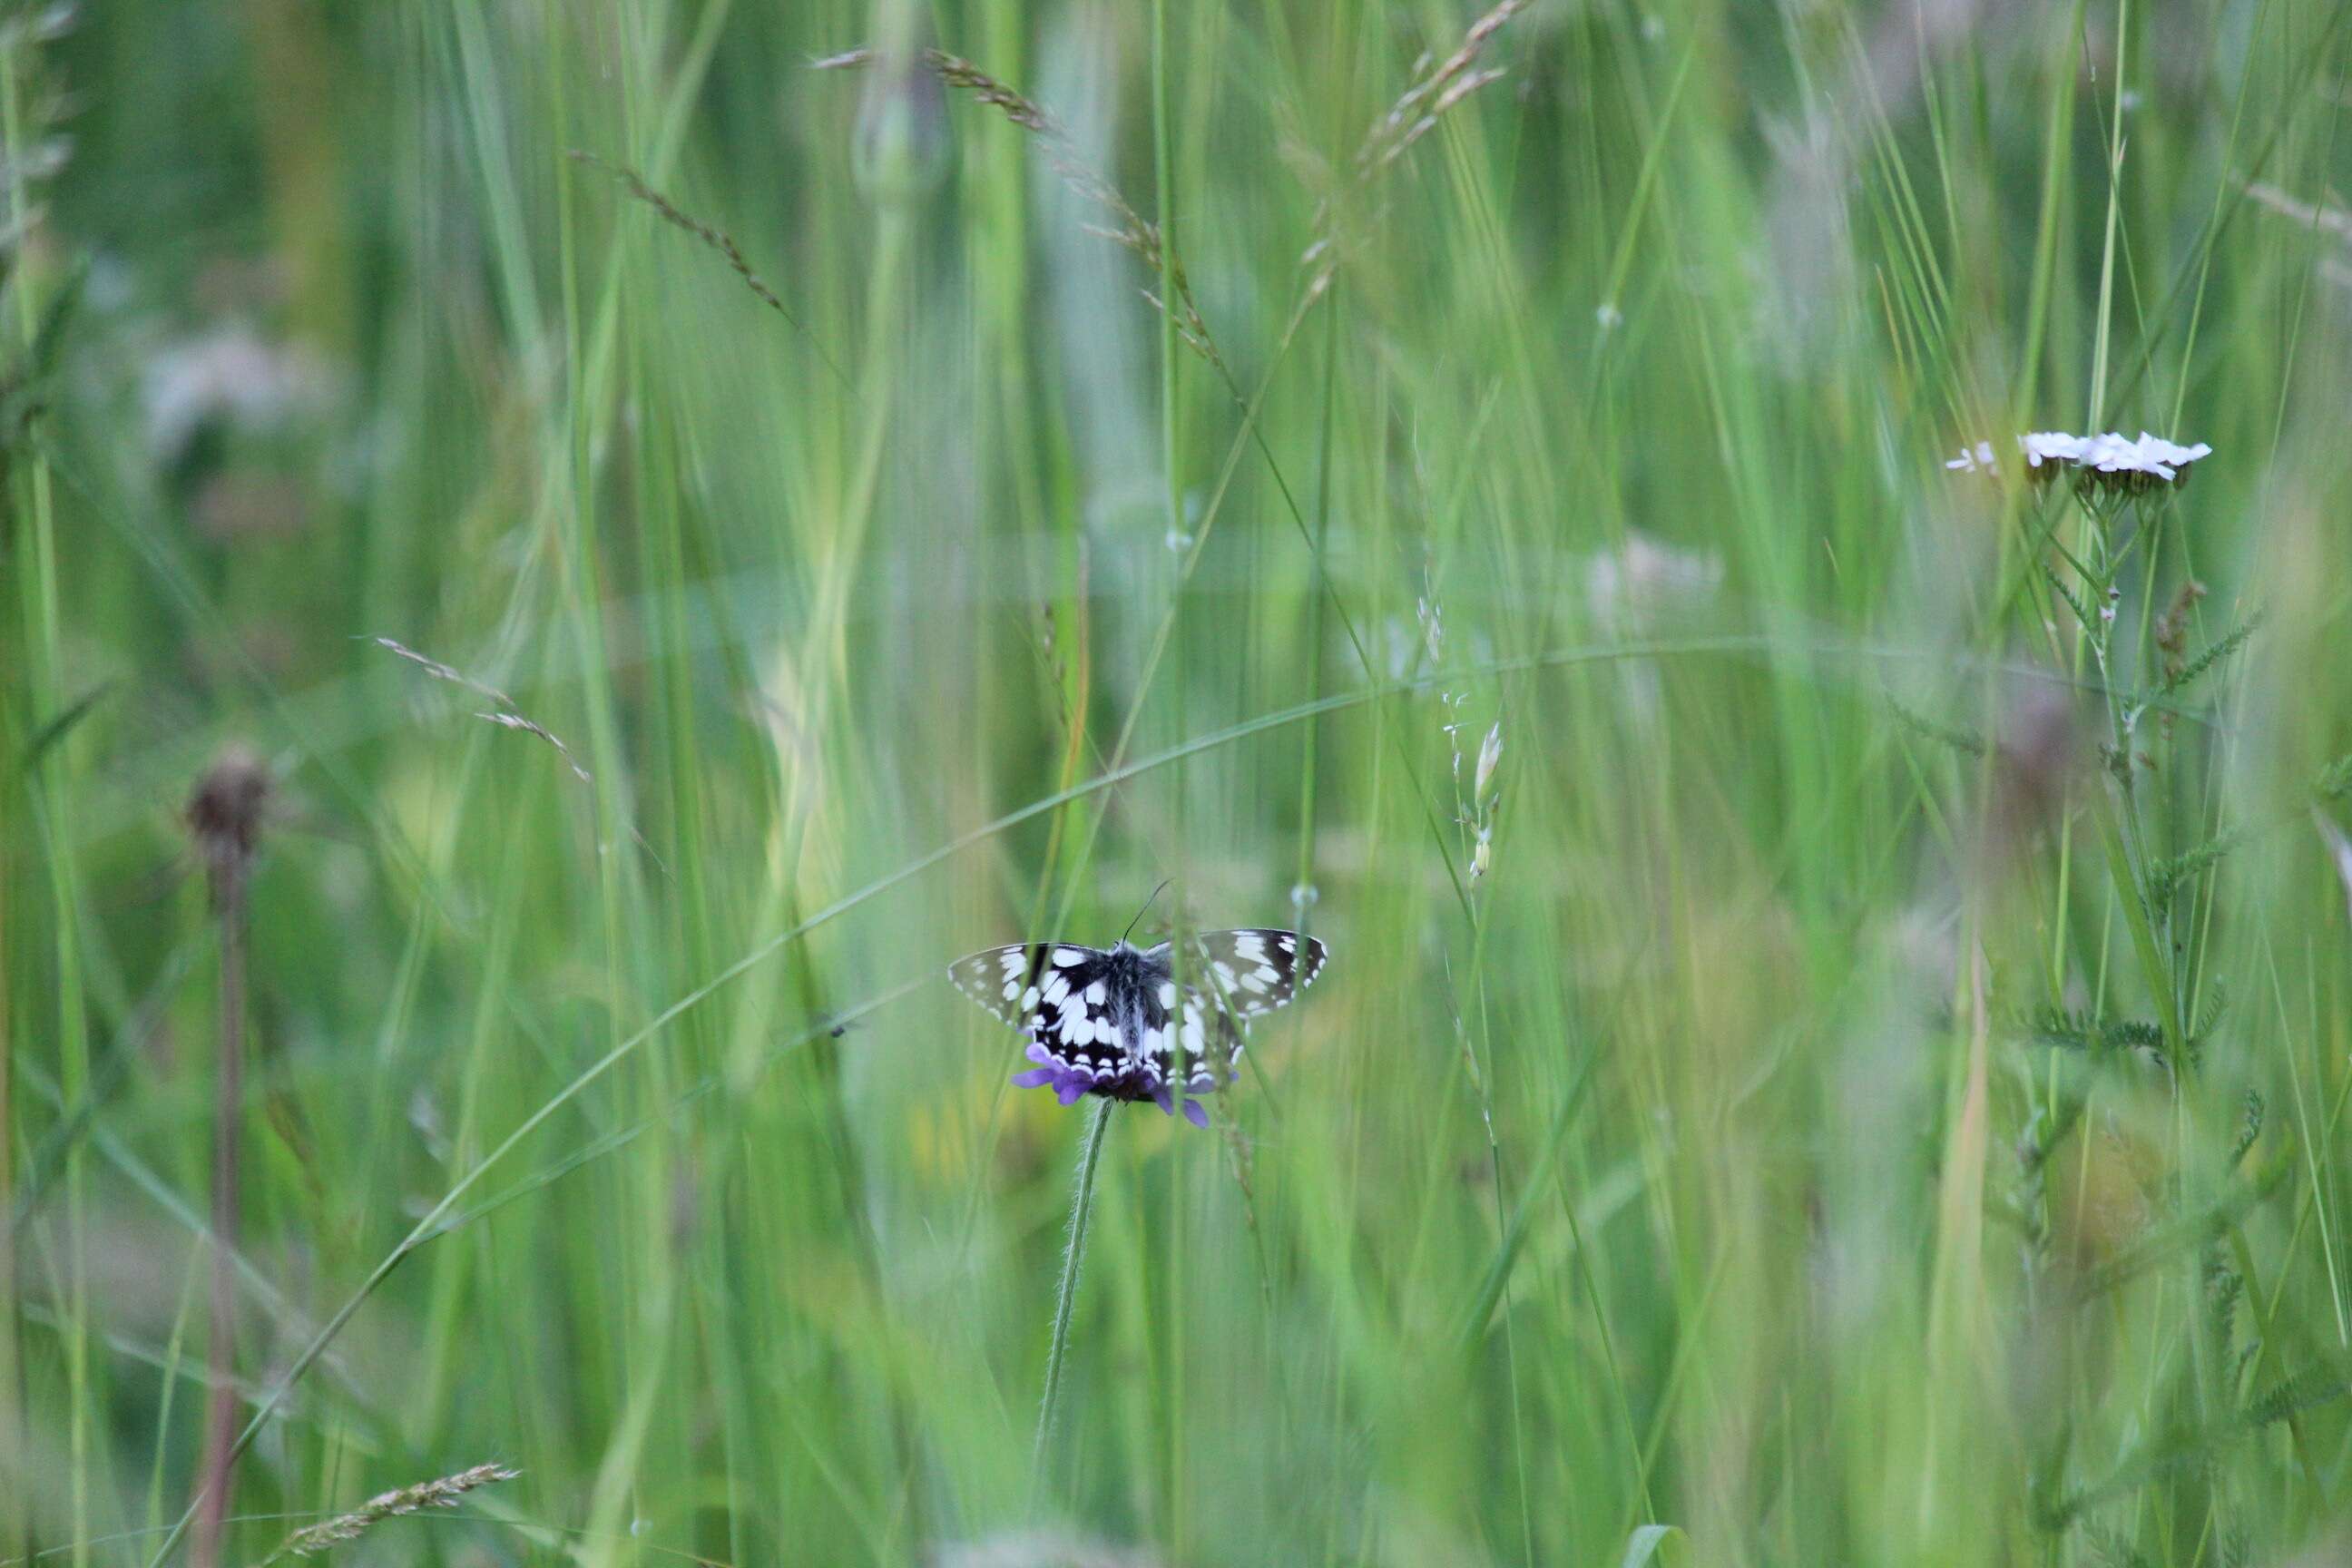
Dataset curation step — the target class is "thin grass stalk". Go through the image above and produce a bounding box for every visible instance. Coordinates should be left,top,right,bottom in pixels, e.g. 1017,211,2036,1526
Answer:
0,632,16,1568
1033,1099,1113,1493
144,1259,201,1543
1260,279,1343,1325
2,40,90,1568
1146,0,1193,1547
831,32,932,1558
0,888,13,1568
1450,705,1534,1559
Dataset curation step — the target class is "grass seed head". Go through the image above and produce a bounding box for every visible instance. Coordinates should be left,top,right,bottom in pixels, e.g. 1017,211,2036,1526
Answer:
1475,720,1503,805
267,1464,520,1561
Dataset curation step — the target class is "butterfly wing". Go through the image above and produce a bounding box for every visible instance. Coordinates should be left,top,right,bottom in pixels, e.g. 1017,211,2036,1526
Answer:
946,943,1059,1027
1155,929,1329,1020
1127,928,1328,1093
946,942,1132,1076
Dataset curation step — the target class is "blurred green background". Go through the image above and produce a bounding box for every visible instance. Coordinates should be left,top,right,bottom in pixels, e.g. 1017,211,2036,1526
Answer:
5,0,2352,1563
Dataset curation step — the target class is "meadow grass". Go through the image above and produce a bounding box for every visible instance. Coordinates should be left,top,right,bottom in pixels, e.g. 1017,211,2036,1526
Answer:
5,1,2352,1563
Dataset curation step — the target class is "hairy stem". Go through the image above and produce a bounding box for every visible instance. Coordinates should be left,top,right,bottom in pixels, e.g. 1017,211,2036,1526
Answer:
1033,1099,1114,1493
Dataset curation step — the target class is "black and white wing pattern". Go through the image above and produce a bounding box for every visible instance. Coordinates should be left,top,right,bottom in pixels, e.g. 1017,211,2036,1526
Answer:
1155,929,1329,1020
946,943,1061,1029
949,930,1329,1124
946,942,1130,1077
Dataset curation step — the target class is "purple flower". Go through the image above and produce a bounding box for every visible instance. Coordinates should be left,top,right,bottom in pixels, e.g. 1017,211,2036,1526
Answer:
1012,1043,1216,1128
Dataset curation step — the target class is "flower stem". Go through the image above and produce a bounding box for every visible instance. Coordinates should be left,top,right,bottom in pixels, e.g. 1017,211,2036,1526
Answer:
191,869,246,1568
186,749,267,1568
1033,1099,1114,1493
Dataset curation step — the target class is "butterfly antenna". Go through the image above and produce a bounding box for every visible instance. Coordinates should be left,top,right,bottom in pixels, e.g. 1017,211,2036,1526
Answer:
1123,878,1172,945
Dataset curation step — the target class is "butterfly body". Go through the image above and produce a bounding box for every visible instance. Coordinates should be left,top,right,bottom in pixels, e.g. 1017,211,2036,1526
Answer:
948,929,1328,1125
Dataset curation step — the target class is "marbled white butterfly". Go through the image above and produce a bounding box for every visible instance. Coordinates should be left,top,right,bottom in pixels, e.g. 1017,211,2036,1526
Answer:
948,930,1328,1126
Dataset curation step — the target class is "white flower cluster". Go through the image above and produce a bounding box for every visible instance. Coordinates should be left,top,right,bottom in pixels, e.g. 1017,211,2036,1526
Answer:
1945,430,2212,492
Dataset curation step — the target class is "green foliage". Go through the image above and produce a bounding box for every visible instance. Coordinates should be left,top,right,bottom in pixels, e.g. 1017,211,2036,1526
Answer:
2153,613,2261,700
2228,1090,2265,1171
5,2,2351,1565
1885,691,1986,759
9,677,112,778
2242,1368,2351,1430
2046,565,2101,638
2083,1529,2154,1568
2027,1009,2170,1059
1620,1523,1687,1568
2149,825,2256,918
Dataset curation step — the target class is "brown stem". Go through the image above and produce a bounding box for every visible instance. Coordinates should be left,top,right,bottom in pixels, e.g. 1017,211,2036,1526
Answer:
185,750,268,1568
191,856,245,1568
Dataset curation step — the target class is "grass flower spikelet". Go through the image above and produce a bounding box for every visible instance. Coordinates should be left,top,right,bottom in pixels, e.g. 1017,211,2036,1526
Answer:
264,1465,521,1561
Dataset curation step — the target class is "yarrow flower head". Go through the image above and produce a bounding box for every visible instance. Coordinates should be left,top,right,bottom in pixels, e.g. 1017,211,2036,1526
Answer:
1945,429,2211,494
2023,431,2088,474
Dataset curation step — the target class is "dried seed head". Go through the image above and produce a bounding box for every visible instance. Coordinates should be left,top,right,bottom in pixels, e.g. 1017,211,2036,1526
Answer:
186,745,271,890
2155,579,2209,671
